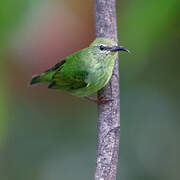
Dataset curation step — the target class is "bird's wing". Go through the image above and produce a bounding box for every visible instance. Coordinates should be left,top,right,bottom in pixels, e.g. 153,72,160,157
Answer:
47,49,89,90
48,67,89,90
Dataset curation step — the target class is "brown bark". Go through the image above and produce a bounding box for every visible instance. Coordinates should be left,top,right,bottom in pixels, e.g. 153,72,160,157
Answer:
94,0,120,180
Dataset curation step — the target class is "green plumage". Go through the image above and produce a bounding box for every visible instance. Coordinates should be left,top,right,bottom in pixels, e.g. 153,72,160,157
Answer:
30,38,128,97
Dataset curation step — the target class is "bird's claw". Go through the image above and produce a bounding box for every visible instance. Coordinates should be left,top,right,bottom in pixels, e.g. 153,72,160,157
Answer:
84,96,113,104
95,96,113,104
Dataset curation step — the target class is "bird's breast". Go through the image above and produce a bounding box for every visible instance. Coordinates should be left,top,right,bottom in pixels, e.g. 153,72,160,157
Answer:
88,63,113,88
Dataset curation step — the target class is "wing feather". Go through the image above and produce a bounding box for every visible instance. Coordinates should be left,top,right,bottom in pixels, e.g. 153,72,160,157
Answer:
48,68,88,90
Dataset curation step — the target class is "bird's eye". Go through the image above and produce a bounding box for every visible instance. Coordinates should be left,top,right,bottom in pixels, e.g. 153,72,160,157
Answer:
99,45,105,51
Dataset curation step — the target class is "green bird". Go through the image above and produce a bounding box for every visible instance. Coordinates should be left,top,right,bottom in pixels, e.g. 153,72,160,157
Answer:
30,38,129,103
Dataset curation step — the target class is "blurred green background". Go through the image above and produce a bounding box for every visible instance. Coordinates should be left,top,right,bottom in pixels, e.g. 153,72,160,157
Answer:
0,0,179,179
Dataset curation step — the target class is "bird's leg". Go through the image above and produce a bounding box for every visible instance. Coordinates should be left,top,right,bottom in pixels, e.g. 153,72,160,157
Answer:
84,96,113,104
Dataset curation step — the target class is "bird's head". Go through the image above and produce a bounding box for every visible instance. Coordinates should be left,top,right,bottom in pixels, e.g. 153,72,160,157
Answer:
89,38,129,59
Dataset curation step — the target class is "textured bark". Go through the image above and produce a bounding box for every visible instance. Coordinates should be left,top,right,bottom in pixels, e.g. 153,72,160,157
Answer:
94,0,120,180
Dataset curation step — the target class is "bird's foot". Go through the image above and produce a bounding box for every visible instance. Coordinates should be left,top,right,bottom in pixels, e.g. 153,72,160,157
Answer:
84,96,113,104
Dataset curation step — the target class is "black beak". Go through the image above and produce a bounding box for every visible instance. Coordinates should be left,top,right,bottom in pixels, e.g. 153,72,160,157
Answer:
110,46,129,53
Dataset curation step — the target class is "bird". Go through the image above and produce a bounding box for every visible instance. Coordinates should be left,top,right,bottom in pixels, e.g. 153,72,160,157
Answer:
30,37,129,103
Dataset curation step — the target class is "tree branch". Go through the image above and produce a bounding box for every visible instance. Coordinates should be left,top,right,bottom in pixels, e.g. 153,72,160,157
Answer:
94,0,120,180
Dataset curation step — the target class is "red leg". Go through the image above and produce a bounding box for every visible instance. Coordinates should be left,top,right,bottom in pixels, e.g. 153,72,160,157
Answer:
84,96,113,104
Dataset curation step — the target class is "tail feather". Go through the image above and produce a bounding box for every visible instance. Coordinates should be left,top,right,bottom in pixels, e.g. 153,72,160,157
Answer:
48,82,58,89
30,67,58,86
30,75,42,85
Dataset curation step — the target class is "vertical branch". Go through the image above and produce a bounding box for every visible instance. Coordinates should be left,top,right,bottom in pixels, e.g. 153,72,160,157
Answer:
94,0,120,180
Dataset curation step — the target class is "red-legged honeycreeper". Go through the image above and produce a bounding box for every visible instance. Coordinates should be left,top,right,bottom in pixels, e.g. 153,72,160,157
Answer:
30,38,129,103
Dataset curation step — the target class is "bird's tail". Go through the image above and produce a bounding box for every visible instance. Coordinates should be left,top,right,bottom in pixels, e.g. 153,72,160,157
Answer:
30,70,56,85
30,75,43,85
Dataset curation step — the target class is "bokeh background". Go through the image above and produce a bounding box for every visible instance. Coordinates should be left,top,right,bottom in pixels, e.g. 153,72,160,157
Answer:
0,0,179,179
